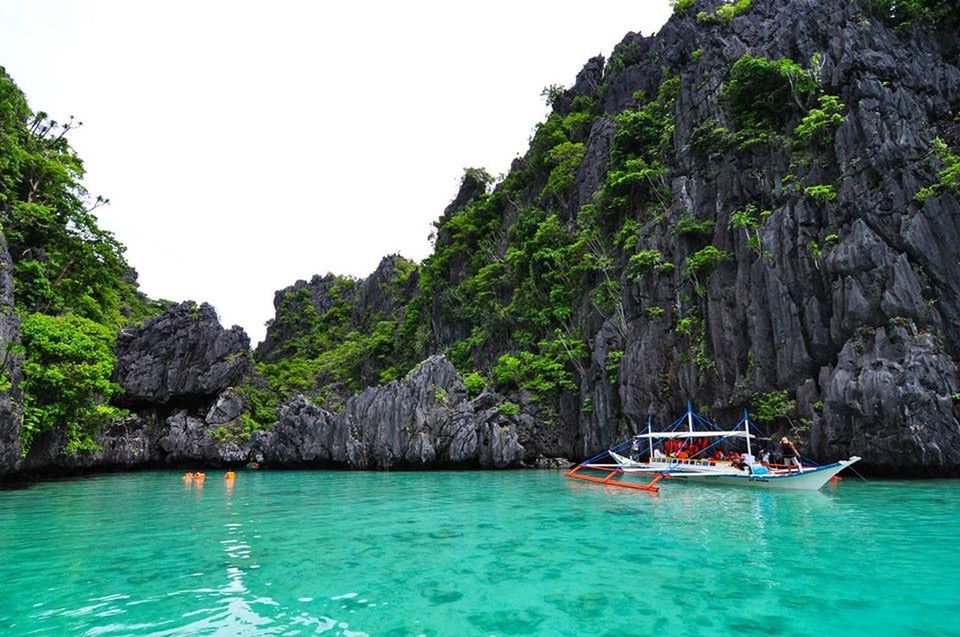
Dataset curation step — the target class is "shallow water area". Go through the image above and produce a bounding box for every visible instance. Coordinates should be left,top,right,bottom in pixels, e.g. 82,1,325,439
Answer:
1,470,959,635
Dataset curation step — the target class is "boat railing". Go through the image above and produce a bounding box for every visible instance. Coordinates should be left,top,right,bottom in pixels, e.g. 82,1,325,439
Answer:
654,458,727,467
655,458,810,471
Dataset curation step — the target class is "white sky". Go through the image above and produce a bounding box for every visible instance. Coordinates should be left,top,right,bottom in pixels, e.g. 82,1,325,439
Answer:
0,0,671,344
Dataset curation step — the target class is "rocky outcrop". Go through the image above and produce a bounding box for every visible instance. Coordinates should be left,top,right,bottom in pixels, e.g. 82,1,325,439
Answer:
12,302,253,475
350,255,419,329
252,356,525,469
0,233,22,474
158,409,248,465
20,412,160,472
572,117,616,215
205,388,243,425
20,397,251,473
239,0,960,475
256,254,418,366
250,397,340,465
815,323,960,476
255,274,345,362
114,302,251,405
15,357,528,474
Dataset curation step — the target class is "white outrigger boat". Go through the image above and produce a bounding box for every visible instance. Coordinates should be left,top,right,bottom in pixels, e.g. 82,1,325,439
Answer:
566,403,860,493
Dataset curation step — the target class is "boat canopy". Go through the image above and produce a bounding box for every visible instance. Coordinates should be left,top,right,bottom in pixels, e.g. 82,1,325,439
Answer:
633,430,767,439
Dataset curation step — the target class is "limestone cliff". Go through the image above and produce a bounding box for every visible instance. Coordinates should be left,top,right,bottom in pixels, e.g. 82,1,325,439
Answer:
581,0,960,475
254,0,960,476
19,302,252,472
113,301,251,406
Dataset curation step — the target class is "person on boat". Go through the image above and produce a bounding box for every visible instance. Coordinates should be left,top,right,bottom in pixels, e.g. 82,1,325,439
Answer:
742,450,756,465
713,449,726,461
728,451,748,471
780,437,802,473
653,447,666,460
760,448,771,466
630,437,642,460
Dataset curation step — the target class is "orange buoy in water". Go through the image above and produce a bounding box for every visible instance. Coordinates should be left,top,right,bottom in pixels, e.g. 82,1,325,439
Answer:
182,472,194,481
194,472,206,481
225,471,236,480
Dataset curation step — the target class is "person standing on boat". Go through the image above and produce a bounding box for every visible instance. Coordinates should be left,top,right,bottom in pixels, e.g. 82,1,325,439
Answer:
780,437,802,473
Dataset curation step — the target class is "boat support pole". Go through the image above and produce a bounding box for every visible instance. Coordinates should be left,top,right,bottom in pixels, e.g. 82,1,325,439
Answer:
647,415,653,461
744,409,752,457
846,463,868,482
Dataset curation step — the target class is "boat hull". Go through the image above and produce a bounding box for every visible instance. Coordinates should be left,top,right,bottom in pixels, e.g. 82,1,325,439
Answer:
662,457,861,491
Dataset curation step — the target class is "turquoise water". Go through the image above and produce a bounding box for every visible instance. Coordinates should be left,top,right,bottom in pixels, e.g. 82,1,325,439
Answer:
1,471,958,636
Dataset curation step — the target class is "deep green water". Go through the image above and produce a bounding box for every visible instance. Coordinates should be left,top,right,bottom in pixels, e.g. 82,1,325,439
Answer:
1,470,958,636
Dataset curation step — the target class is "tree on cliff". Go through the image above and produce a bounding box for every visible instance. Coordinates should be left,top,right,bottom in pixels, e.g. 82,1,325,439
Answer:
0,67,164,455
0,67,161,326
868,0,960,29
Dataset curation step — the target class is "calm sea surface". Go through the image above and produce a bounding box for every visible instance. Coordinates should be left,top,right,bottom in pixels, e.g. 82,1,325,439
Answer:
1,470,958,636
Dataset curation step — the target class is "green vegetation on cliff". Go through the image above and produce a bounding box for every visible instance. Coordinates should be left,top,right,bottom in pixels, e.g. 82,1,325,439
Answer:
0,69,161,328
868,0,960,29
19,313,125,454
254,22,904,435
245,257,420,421
724,55,814,133
916,138,960,203
254,74,681,412
0,67,163,454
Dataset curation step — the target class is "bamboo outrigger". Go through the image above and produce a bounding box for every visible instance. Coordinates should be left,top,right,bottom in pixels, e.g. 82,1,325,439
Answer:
564,464,665,492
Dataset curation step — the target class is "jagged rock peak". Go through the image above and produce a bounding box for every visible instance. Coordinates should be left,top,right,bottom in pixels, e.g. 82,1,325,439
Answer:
351,254,419,324
553,55,606,116
443,168,491,218
256,254,418,363
113,301,251,405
